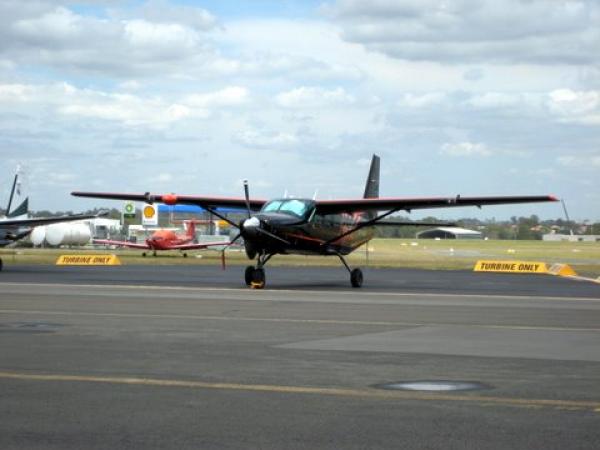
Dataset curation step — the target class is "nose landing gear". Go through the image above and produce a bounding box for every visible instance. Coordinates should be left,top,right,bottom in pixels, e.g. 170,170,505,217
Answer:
244,251,273,289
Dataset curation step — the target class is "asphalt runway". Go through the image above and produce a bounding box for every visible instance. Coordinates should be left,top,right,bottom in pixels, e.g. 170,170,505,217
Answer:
1,265,599,449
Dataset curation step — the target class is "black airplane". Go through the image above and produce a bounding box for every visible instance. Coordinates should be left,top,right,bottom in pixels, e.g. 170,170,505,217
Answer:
72,155,557,288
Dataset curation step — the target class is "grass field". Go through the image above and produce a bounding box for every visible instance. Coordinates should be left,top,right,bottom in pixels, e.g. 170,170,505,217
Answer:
2,239,600,277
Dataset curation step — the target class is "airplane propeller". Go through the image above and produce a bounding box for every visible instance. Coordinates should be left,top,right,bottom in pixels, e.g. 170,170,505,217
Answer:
220,179,290,267
243,179,252,218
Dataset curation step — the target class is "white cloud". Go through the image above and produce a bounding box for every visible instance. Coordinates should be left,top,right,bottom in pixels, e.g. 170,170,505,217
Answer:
0,1,599,219
123,20,200,56
185,86,249,108
326,0,600,65
440,141,491,157
275,86,354,108
233,128,299,149
0,82,254,127
136,0,217,31
557,155,600,167
397,92,446,108
548,89,600,124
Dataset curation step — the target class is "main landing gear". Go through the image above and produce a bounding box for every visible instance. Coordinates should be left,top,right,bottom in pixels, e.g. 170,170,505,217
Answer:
245,252,273,289
337,253,363,288
243,251,364,289
0,257,3,272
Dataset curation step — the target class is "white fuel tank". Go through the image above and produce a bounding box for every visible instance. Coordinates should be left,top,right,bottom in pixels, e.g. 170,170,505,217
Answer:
45,223,91,246
30,226,47,246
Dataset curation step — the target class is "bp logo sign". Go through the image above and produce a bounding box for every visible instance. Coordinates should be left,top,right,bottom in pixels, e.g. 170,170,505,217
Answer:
123,202,135,218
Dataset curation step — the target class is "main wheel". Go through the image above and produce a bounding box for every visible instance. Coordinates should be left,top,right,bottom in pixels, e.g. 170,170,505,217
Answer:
245,266,255,286
350,268,363,288
142,252,147,257
183,253,188,258
0,257,3,271
251,268,266,289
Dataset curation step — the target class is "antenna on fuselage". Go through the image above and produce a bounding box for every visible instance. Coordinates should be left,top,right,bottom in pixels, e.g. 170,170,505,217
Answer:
312,189,318,200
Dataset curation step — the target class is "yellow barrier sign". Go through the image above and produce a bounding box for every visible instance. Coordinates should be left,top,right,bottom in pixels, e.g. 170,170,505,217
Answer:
547,263,577,277
474,260,578,278
474,260,548,274
56,255,121,266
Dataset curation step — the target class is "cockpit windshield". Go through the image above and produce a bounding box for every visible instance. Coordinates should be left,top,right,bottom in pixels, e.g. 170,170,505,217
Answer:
261,199,315,219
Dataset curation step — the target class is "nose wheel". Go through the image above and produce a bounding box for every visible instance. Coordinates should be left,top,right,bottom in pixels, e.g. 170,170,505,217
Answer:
245,266,266,289
244,252,273,289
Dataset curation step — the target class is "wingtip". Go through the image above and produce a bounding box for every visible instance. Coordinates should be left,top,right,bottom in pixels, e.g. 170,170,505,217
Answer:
548,195,560,201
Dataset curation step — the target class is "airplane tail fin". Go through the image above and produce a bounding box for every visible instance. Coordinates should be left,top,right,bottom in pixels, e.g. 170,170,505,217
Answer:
6,167,29,218
8,197,29,218
363,154,380,199
184,220,196,238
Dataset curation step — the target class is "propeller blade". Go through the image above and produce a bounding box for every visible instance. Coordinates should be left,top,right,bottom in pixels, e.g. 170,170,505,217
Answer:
229,232,242,245
243,179,251,218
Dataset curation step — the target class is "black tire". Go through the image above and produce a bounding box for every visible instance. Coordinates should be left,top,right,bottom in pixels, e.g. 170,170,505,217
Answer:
183,253,188,258
245,266,255,286
142,252,147,257
251,268,266,289
0,257,3,272
350,268,363,288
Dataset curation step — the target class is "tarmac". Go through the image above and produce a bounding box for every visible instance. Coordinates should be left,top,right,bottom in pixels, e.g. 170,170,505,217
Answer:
1,264,599,449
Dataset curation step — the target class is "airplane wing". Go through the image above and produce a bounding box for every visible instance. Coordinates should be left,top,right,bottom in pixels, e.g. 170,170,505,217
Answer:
314,195,558,215
167,241,231,250
93,239,150,249
0,212,104,229
71,192,267,210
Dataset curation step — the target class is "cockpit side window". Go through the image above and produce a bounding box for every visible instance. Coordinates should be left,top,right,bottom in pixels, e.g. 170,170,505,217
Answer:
279,199,308,217
262,200,283,212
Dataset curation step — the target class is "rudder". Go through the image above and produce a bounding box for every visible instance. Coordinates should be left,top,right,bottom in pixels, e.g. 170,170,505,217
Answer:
363,154,380,199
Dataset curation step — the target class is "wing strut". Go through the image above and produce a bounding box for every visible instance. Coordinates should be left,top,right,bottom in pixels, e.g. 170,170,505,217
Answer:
321,208,403,246
321,210,457,247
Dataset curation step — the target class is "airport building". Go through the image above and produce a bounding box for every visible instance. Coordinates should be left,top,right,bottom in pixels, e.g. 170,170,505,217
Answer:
416,227,483,240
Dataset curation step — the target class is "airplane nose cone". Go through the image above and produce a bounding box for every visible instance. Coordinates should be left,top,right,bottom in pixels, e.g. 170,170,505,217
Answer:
242,216,261,238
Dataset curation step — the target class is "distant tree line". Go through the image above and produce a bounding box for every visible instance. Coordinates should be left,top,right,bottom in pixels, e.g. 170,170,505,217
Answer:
375,215,600,240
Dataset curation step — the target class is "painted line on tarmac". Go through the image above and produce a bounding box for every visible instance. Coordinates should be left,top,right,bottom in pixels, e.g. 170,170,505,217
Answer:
1,308,600,332
0,371,598,413
1,281,599,303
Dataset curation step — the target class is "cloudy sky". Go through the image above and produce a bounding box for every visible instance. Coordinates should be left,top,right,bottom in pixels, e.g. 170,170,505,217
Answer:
1,0,599,220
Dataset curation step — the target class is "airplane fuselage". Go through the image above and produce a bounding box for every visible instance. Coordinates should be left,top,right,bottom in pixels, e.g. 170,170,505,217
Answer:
145,229,193,251
243,199,374,257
